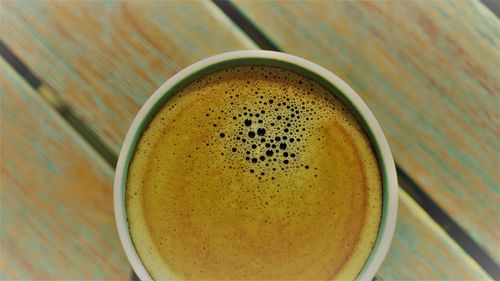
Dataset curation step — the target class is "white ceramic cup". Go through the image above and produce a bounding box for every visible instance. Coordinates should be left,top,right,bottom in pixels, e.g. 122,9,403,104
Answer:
114,50,398,281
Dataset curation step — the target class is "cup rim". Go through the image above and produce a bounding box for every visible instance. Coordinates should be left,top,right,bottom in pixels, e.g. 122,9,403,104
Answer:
114,50,398,281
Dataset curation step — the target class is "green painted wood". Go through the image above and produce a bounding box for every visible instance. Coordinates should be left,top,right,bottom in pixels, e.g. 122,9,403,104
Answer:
233,0,500,264
0,1,492,279
0,59,129,279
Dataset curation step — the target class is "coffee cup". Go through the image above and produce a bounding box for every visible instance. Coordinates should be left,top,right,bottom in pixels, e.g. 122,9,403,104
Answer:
114,50,398,281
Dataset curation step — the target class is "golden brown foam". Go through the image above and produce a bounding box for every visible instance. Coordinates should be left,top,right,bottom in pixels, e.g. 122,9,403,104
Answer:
126,66,382,280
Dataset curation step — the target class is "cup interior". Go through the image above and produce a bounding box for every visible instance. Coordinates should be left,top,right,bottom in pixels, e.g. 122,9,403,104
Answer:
114,50,398,281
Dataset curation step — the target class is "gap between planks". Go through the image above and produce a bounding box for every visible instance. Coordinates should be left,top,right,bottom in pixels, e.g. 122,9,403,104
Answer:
0,40,117,168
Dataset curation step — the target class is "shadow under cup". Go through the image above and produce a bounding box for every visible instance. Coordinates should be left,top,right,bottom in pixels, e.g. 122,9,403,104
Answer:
114,51,398,281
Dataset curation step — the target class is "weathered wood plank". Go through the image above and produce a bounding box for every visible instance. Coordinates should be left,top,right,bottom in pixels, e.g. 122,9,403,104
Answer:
0,0,257,153
0,59,129,279
233,0,500,263
0,1,492,279
383,191,489,280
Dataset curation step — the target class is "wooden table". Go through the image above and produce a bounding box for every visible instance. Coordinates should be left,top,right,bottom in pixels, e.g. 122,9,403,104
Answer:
1,1,498,280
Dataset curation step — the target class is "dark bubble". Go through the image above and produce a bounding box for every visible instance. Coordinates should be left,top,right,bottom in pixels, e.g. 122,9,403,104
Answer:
250,169,254,173
305,165,309,169
289,138,295,143
283,136,288,140
246,151,250,155
269,99,274,104
284,160,289,164
260,156,265,161
244,119,252,126
258,120,263,124
252,158,258,163
283,152,289,157
265,143,270,148
236,136,241,140
248,131,256,138
260,138,266,143
271,123,275,126
291,153,296,158
277,116,282,120
232,148,237,152
280,143,287,150
266,150,274,157
275,136,281,142
255,113,260,118
284,128,289,133
232,116,237,120
252,144,257,149
257,128,266,136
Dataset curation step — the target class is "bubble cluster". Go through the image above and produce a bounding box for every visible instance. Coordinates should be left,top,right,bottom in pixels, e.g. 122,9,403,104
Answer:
212,94,317,179
183,67,352,183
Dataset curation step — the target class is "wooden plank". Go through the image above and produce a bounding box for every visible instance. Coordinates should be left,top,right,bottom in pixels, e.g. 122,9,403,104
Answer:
0,1,492,279
0,0,257,153
0,59,129,279
383,191,489,280
233,0,500,263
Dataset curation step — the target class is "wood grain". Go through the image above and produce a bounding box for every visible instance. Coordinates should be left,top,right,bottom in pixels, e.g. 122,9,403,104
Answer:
0,1,492,279
0,59,129,279
233,0,500,263
0,0,257,153
382,191,489,280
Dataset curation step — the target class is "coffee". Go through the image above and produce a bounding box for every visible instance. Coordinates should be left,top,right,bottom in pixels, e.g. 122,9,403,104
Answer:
126,65,382,280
